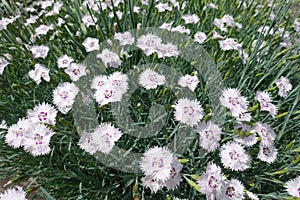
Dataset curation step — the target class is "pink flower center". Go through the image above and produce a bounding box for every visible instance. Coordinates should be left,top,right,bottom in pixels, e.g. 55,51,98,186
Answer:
186,78,193,85
15,128,24,137
40,71,47,78
260,128,268,137
278,83,285,90
34,133,43,145
208,176,218,189
90,42,95,47
73,68,80,75
37,48,45,54
38,112,47,121
98,81,105,87
226,186,235,197
261,101,269,108
148,74,157,82
60,91,68,99
152,157,164,168
62,59,68,65
205,129,214,140
228,97,240,106
262,147,270,156
169,167,177,178
183,106,195,115
104,90,113,98
112,80,121,86
229,150,239,160
103,133,112,143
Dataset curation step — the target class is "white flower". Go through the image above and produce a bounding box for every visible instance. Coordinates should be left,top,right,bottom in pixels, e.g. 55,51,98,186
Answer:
155,43,180,58
57,18,65,26
194,31,207,44
214,18,228,32
34,24,54,36
82,37,100,52
275,76,293,97
255,91,277,117
23,123,55,156
30,45,49,59
25,7,35,12
138,68,166,90
108,71,128,94
233,124,257,147
136,33,162,56
0,186,27,200
114,31,135,46
198,121,222,152
91,75,108,90
205,3,218,9
219,38,242,51
254,122,275,146
65,63,87,81
97,49,122,68
155,3,172,12
221,15,242,28
235,112,252,122
28,64,50,84
140,146,174,181
257,143,278,164
82,15,97,27
0,57,9,75
27,102,58,125
171,25,191,35
94,82,123,106
162,158,183,190
5,118,31,148
285,176,300,198
245,191,259,200
212,31,225,39
53,82,79,114
53,2,63,14
178,74,199,91
182,14,200,24
25,15,39,26
219,179,245,200
108,10,123,20
0,17,13,30
91,123,123,154
174,98,203,126
219,88,248,117
141,174,163,193
78,131,98,154
197,163,225,199
40,0,53,9
57,55,74,68
159,21,174,31
294,18,300,32
220,142,251,171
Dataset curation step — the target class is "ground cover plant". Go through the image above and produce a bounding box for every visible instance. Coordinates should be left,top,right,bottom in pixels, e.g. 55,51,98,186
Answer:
0,0,299,199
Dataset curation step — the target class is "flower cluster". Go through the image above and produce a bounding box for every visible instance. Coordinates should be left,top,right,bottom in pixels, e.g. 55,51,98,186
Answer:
78,123,123,154
140,147,183,193
92,71,128,106
255,91,277,117
5,102,57,156
197,163,259,200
